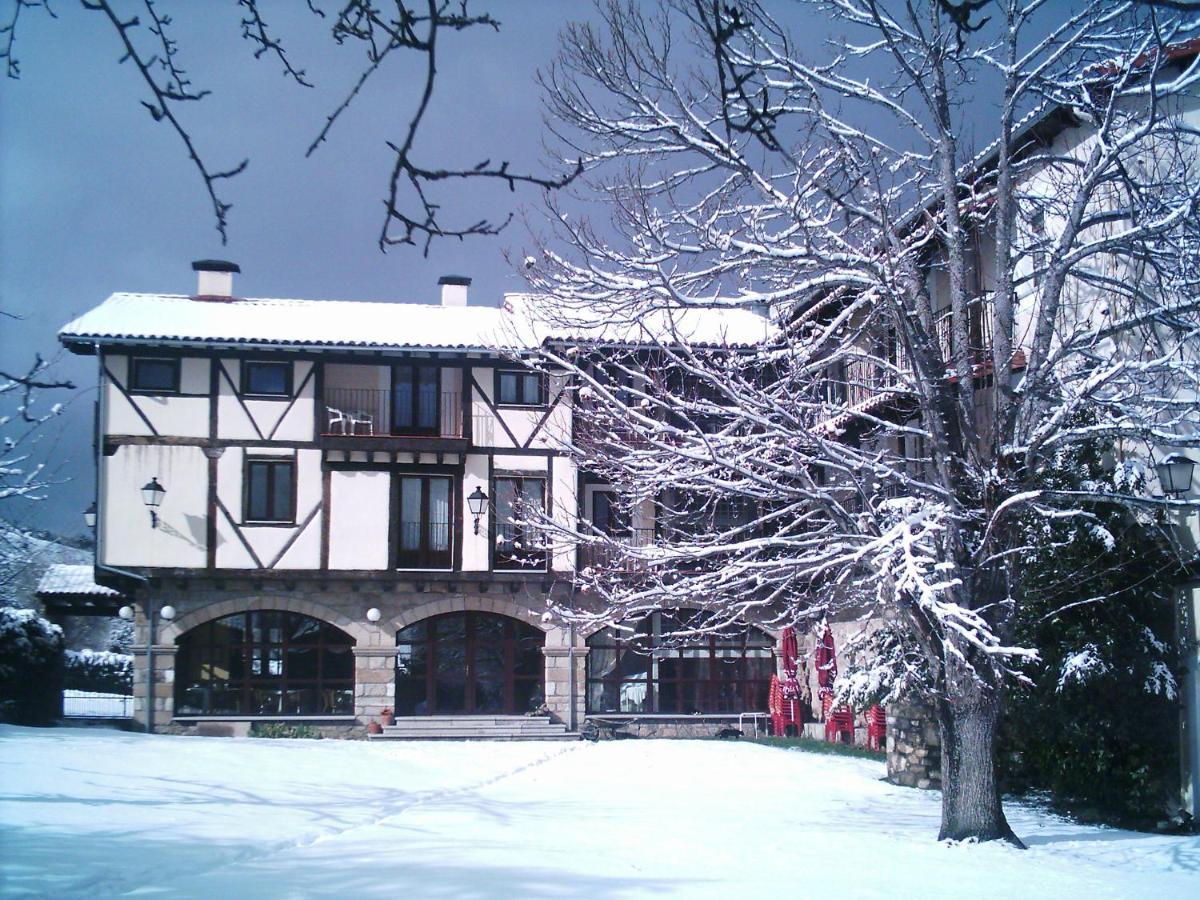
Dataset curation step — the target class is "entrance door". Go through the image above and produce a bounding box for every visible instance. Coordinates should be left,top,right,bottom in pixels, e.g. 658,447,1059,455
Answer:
395,612,544,715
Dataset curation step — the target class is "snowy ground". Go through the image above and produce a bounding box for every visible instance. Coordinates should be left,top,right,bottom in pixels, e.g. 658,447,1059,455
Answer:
1,726,1198,898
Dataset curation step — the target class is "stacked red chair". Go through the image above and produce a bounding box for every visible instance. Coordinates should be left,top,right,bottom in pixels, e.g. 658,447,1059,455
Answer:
866,705,887,751
823,697,855,743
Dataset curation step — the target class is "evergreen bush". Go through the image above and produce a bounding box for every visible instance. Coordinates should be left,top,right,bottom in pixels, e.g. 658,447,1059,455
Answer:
0,607,64,725
63,649,134,694
998,439,1182,827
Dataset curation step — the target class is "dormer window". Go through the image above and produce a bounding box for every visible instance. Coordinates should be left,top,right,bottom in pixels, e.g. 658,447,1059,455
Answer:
129,357,180,394
242,361,293,398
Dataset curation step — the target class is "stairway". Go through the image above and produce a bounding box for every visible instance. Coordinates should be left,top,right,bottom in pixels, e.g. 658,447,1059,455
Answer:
371,715,579,741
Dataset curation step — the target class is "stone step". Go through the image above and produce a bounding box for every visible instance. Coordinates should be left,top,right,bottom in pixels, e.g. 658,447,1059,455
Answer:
368,731,580,741
373,714,575,741
384,724,571,734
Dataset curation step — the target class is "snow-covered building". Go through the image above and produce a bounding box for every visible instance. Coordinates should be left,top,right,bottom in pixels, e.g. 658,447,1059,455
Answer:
57,262,781,737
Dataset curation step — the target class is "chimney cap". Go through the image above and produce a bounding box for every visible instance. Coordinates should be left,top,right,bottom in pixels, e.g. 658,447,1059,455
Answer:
437,275,472,287
191,259,241,274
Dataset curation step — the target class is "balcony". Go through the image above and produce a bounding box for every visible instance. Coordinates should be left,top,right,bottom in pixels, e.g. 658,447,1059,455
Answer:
577,527,656,574
321,388,465,450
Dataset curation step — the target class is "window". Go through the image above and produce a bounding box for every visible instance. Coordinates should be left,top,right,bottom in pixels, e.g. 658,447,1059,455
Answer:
175,610,355,716
586,611,774,714
242,361,292,398
494,476,547,570
591,490,629,538
496,370,546,406
129,357,179,394
245,457,295,523
393,365,441,435
396,474,453,568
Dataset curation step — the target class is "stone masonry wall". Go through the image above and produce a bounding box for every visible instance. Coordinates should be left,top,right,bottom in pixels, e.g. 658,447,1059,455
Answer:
126,575,583,735
886,701,942,790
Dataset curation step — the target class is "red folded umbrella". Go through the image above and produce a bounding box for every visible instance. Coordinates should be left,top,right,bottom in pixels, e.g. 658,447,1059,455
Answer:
815,623,838,699
780,626,800,699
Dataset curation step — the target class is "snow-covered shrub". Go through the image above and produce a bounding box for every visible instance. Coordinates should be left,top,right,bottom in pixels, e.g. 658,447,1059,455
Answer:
0,607,64,725
63,648,133,694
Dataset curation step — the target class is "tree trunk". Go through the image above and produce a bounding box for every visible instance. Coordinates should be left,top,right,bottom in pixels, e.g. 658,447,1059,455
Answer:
936,679,1024,846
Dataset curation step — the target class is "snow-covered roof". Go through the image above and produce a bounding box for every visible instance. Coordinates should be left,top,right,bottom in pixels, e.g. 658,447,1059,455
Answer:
59,293,521,353
36,564,120,598
59,291,774,353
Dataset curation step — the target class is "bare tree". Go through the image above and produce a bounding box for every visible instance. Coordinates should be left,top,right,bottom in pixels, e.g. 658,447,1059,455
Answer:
2,0,579,249
0,354,75,504
514,0,1200,844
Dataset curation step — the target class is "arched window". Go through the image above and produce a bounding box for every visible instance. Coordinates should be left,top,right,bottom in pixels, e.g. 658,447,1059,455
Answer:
175,610,355,716
586,611,774,714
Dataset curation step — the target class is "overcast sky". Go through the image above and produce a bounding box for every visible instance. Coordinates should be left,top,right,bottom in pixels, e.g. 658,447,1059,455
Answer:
1,1,592,536
0,0,1072,538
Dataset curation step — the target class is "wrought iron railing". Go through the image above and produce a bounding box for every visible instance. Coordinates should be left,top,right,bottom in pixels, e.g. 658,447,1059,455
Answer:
577,527,657,573
323,389,462,438
62,690,133,718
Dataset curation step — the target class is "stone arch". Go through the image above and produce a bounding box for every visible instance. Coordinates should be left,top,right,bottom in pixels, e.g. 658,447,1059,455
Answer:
387,594,551,635
162,595,372,645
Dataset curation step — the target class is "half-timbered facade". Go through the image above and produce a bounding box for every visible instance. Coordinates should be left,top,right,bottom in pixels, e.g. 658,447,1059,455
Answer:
60,262,783,738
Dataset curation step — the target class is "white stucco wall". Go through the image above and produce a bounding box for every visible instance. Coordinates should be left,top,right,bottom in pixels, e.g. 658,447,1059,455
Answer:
213,446,323,569
102,354,209,439
461,453,490,571
100,443,208,568
328,469,391,570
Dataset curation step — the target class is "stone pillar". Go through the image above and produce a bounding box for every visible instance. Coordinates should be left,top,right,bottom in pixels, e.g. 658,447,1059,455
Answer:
131,644,176,732
353,647,396,724
542,626,587,729
886,700,942,790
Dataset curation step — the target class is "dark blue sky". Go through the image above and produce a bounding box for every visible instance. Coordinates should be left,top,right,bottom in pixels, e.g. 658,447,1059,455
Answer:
1,1,583,535
1,0,1065,537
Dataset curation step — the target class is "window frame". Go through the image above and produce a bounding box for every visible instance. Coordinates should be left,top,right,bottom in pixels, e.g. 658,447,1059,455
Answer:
174,610,356,717
494,369,548,408
585,611,775,715
243,455,298,525
393,472,456,570
492,474,549,571
128,356,181,395
240,360,294,399
391,364,442,436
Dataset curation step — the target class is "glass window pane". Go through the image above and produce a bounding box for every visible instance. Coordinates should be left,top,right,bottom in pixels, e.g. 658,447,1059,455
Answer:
287,646,318,679
394,366,414,428
246,363,289,396
417,368,439,429
522,373,541,404
248,463,268,520
498,372,518,404
132,358,177,392
429,478,450,551
272,463,293,521
400,477,422,551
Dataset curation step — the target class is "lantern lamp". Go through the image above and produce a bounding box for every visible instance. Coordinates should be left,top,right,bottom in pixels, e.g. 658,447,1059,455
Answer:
1155,454,1196,498
467,486,489,536
140,477,166,527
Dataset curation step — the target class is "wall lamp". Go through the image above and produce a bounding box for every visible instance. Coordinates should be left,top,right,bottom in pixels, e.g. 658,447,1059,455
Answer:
141,477,166,528
467,486,489,536
1155,453,1196,499
83,502,97,529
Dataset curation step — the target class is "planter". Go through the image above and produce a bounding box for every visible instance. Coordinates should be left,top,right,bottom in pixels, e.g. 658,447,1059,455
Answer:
367,722,382,735
380,708,395,727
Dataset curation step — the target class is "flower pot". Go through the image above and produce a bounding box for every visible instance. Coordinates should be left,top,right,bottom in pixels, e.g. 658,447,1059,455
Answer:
367,722,382,735
380,711,395,727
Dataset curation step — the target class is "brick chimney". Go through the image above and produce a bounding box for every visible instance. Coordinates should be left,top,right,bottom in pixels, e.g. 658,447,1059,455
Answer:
438,275,471,307
191,260,241,301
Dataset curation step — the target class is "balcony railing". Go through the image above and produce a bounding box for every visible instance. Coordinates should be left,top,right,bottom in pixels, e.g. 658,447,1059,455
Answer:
495,523,550,571
323,389,462,438
577,527,656,573
934,295,994,366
